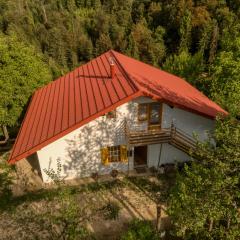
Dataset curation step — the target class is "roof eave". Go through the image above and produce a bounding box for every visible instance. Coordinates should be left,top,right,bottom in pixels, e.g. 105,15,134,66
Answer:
8,91,143,164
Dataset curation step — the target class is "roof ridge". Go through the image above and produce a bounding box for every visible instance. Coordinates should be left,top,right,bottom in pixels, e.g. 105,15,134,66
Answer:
9,50,228,164
110,50,163,99
109,50,142,92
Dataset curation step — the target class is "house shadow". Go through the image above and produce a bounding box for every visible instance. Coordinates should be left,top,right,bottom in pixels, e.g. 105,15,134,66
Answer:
62,110,130,179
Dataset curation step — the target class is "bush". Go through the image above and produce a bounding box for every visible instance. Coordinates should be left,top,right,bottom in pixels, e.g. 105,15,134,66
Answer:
91,172,99,181
121,219,159,240
149,166,157,174
0,162,13,210
102,201,121,220
111,169,119,178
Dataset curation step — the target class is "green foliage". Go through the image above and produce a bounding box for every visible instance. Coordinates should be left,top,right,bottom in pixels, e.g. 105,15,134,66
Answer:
162,51,204,86
95,33,112,55
44,189,90,240
0,161,13,210
131,21,165,65
13,192,92,240
209,51,240,117
179,9,192,53
42,159,92,239
167,118,240,239
0,35,52,127
0,0,240,130
44,158,63,185
102,201,121,220
121,219,159,240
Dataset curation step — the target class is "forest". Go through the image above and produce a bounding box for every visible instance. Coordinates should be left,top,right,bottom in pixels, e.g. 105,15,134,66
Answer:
0,0,239,130
0,0,240,239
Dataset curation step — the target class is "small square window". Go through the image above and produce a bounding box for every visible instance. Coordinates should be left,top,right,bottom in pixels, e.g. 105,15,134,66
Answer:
108,145,121,162
138,104,148,121
101,145,128,165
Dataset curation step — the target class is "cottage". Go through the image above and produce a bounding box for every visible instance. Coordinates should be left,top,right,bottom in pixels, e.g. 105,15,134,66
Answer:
8,50,227,182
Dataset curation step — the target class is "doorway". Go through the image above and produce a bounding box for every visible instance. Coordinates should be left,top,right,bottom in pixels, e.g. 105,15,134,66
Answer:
148,102,162,131
134,146,148,167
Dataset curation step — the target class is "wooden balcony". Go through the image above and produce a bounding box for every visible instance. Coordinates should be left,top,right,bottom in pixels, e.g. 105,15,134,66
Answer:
124,121,196,154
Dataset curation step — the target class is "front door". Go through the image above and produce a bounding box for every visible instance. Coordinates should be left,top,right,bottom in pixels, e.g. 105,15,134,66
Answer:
148,103,162,131
134,146,148,167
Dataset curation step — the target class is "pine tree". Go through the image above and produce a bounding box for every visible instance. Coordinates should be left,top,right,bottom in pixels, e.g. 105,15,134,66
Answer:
95,33,112,55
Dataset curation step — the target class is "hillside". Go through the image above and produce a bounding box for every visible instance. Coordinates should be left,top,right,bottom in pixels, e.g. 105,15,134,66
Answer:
0,1,240,239
0,0,239,132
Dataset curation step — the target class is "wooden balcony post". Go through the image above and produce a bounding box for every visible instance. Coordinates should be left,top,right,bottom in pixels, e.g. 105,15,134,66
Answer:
124,118,129,145
170,121,174,142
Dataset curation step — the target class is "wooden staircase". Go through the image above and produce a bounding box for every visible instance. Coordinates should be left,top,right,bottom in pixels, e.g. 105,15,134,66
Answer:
125,122,196,155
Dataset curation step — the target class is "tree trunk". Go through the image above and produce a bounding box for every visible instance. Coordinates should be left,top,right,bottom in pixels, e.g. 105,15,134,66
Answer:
41,4,48,24
0,125,9,144
18,0,22,15
156,204,162,232
209,23,219,63
209,219,213,232
227,217,231,229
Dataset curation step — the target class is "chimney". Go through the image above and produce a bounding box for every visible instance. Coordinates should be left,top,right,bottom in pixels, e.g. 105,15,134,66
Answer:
109,57,115,79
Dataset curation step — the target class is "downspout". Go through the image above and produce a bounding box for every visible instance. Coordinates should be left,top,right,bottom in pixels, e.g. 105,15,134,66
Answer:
157,143,163,172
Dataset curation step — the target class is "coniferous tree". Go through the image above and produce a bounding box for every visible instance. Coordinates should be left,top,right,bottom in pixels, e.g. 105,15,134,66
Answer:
95,33,113,55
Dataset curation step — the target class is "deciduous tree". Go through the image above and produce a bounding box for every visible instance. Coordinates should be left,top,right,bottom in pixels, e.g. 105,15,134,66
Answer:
168,117,240,239
0,35,52,129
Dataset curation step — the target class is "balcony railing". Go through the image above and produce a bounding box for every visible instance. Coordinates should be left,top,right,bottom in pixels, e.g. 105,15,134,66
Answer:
123,119,197,154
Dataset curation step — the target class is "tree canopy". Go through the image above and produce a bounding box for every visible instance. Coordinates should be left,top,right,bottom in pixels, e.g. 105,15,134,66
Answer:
0,0,239,123
0,35,51,127
0,1,240,239
167,117,240,239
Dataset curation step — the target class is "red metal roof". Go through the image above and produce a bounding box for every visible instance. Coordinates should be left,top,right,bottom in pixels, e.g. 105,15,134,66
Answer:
8,50,227,164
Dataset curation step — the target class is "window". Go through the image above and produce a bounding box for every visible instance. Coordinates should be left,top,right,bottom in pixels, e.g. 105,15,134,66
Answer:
101,145,128,165
108,145,121,162
106,110,116,119
149,103,161,125
138,104,148,121
138,102,162,125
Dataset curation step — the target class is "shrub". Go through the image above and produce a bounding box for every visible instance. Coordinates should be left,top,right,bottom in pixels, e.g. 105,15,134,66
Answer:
149,166,157,174
111,169,118,178
102,201,121,220
91,172,99,181
121,219,159,240
0,162,13,210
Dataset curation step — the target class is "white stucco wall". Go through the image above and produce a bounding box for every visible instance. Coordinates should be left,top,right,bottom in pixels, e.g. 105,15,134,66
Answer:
36,97,215,182
148,103,215,167
37,102,132,182
148,143,190,167
162,104,215,141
